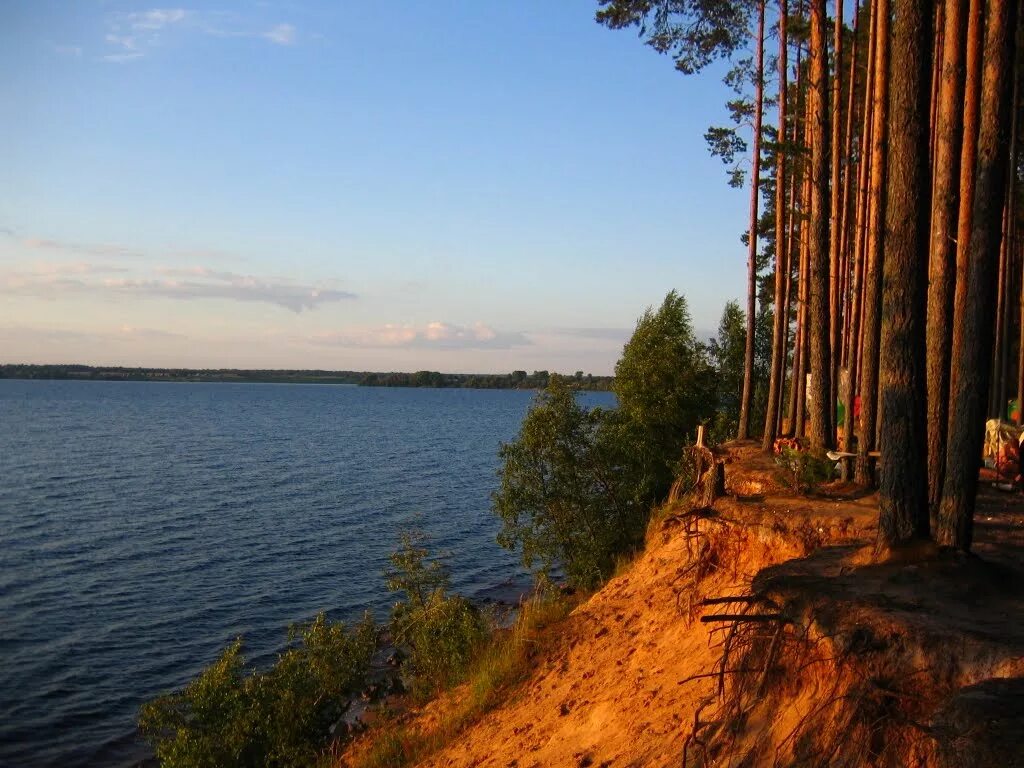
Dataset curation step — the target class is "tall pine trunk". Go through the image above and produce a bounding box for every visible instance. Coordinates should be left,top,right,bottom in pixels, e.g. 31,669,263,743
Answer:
845,0,876,456
926,0,967,525
856,0,890,483
795,160,813,436
738,0,767,440
877,0,933,548
807,0,833,451
829,0,845,422
786,41,807,435
998,37,1019,421
763,0,790,450
947,0,984,407
939,0,1018,550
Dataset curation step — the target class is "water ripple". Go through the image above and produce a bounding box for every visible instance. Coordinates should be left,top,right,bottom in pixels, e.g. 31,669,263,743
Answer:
0,380,615,767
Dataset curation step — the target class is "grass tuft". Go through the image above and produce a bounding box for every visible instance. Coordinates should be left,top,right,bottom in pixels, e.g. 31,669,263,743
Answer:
343,589,572,768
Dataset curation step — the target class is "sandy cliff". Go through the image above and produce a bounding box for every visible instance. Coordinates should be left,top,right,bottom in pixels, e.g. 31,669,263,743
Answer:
342,443,1024,768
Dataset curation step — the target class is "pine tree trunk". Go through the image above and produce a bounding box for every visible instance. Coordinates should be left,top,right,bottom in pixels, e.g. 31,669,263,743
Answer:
839,1,861,372
807,0,833,451
992,203,1010,417
926,0,967,524
948,0,984,407
763,0,790,451
931,2,946,162
998,35,1020,421
829,0,845,422
844,0,874,454
938,0,1018,551
856,0,890,484
781,141,800,436
877,0,933,548
738,0,767,440
1012,40,1023,425
795,168,812,437
786,42,806,436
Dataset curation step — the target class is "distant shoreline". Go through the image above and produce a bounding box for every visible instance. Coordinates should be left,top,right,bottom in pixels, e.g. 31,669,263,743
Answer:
0,364,614,391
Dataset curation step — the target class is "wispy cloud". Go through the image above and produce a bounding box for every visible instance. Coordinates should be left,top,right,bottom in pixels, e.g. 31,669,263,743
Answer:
0,324,186,347
103,270,355,312
310,322,531,350
128,8,189,31
262,23,296,45
54,44,83,57
101,52,145,63
1,262,354,313
22,236,148,260
101,7,299,61
546,327,632,342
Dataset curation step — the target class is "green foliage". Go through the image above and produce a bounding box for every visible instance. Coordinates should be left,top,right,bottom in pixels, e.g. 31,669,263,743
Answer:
495,293,719,589
774,447,837,493
708,300,746,430
349,589,571,768
386,533,491,693
139,613,377,768
492,375,649,589
706,298,773,440
614,290,717,499
595,0,758,75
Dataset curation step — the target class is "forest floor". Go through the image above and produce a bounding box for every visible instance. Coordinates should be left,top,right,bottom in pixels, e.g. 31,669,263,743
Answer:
338,442,1024,768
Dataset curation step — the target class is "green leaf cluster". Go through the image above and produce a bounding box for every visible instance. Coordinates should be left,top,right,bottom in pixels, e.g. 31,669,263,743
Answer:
386,532,491,693
614,291,718,500
493,376,648,589
494,292,717,589
139,613,377,768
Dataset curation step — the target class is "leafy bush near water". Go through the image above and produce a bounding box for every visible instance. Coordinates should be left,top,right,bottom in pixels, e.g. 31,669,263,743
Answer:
493,291,719,589
139,612,377,768
350,586,572,768
385,532,491,694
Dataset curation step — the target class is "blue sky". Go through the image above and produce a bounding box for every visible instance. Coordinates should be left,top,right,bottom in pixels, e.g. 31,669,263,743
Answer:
0,1,751,375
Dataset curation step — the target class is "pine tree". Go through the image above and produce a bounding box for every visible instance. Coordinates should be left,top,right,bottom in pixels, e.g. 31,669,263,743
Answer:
939,0,1018,550
876,0,933,547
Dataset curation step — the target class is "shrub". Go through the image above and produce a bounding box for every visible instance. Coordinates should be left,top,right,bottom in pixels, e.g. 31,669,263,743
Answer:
775,447,837,493
348,587,571,768
386,532,491,694
614,290,718,499
493,376,648,589
139,613,377,768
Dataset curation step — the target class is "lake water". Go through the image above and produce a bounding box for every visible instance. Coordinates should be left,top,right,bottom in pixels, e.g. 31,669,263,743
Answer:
0,380,615,767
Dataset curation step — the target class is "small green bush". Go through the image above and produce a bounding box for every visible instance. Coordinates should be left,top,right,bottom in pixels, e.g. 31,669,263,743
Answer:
775,447,837,493
493,377,650,589
386,532,491,694
139,612,377,768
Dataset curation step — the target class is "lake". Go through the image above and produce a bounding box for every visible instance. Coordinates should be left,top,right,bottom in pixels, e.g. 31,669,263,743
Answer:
0,380,615,767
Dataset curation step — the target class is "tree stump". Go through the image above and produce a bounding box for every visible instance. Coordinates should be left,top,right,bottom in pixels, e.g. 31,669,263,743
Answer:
694,445,725,509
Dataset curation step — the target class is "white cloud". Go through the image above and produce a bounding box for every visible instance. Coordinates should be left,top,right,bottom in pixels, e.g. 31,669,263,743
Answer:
310,322,531,350
546,327,632,343
101,8,299,61
105,33,139,51
126,8,189,31
1,258,355,313
100,272,355,312
101,53,146,63
262,23,296,45
22,236,147,259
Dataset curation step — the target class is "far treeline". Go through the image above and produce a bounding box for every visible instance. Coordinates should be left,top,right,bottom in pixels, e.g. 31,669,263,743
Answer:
0,364,614,391
598,0,1022,553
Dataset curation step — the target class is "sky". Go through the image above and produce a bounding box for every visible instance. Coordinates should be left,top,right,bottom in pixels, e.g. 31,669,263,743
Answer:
0,1,753,375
